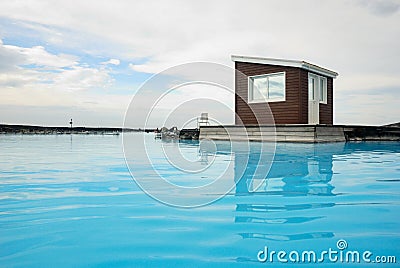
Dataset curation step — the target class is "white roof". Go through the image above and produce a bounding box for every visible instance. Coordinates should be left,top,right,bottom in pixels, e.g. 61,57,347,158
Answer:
231,55,338,78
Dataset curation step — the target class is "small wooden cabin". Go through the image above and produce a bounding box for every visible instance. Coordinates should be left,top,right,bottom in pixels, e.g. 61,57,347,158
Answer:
232,55,338,125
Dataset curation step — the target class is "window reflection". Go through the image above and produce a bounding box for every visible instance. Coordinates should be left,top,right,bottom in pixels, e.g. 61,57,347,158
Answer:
249,72,285,102
268,74,285,100
234,143,341,196
252,76,267,101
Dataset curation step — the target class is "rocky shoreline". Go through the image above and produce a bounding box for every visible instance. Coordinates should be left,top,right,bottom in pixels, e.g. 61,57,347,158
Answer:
0,124,140,135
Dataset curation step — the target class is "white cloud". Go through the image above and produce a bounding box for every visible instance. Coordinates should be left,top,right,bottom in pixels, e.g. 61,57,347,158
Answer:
335,89,400,125
24,0,395,101
0,40,24,72
0,39,124,123
357,0,400,16
336,73,400,93
0,39,112,89
0,0,399,125
1,1,399,77
4,44,78,69
102,58,120,66
52,66,113,91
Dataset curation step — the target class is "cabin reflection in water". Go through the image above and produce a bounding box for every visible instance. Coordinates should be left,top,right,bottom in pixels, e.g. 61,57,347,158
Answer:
195,140,345,196
196,141,346,242
232,142,343,243
234,143,344,196
195,141,400,244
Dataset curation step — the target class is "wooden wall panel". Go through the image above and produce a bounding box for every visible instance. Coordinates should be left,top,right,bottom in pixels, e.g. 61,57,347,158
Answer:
299,69,309,124
235,62,302,125
235,62,334,125
319,77,333,124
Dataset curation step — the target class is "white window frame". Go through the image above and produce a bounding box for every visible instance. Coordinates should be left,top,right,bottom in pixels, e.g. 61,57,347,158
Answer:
308,73,328,105
248,72,286,103
319,76,327,104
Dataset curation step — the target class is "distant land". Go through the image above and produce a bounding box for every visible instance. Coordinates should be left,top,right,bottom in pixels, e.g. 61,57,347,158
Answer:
0,124,156,135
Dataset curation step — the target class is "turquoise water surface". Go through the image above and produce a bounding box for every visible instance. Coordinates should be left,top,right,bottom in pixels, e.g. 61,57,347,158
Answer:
0,134,399,267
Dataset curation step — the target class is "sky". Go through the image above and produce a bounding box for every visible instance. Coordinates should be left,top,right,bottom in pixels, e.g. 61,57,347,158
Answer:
0,0,399,128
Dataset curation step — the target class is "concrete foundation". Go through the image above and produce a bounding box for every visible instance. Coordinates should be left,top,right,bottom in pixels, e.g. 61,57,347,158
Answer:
199,125,400,143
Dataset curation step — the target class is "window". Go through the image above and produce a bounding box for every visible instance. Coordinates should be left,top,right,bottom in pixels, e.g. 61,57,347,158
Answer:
309,77,316,101
248,72,285,103
319,76,327,104
308,73,327,104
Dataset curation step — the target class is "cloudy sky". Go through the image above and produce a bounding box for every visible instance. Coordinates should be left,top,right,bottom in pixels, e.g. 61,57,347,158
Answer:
0,0,399,127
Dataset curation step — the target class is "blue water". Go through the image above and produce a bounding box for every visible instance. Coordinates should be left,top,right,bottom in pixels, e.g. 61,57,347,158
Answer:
0,134,399,267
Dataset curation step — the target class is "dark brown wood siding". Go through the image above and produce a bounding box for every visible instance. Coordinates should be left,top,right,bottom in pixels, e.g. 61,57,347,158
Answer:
299,69,309,124
319,77,333,124
235,62,333,125
235,62,302,125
